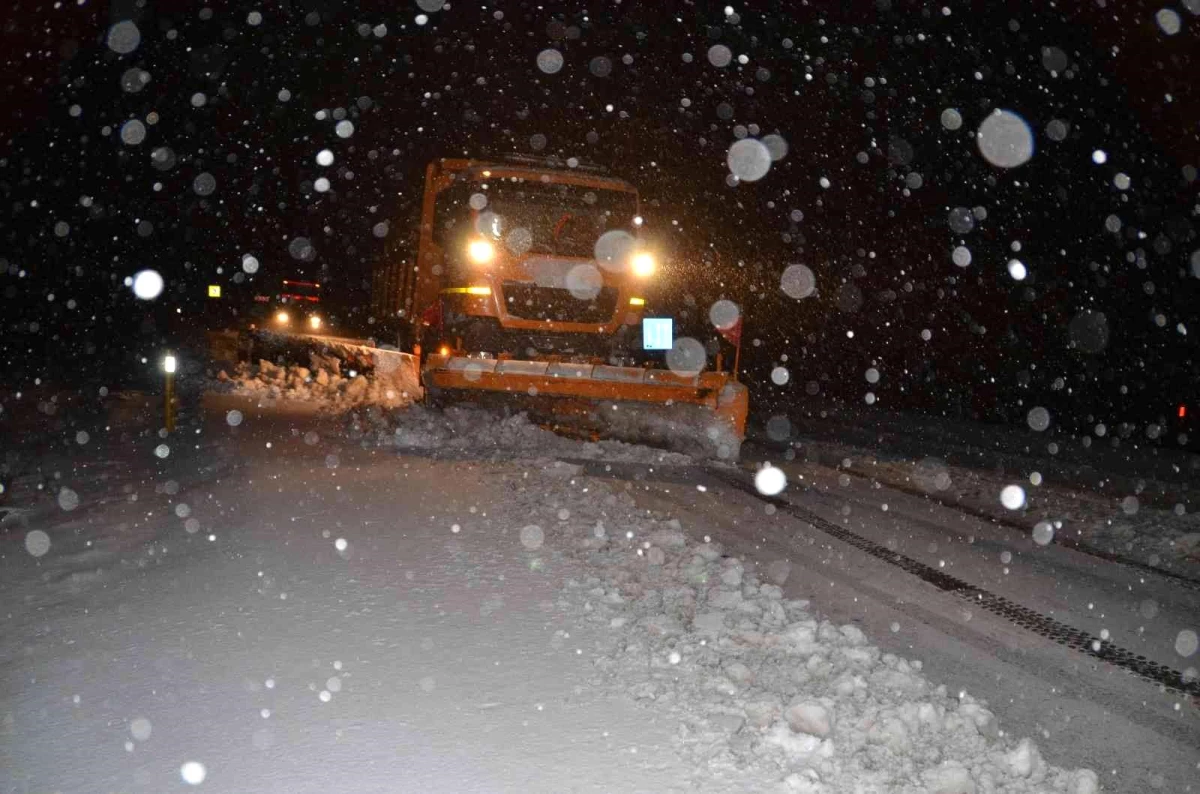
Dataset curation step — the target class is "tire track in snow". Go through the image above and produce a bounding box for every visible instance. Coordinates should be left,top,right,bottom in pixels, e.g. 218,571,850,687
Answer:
705,466,1200,700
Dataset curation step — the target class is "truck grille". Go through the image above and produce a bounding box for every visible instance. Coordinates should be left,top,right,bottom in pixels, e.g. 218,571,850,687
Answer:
502,282,618,324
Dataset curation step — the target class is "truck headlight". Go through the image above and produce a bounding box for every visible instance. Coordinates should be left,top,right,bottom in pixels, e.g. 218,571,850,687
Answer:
631,251,655,278
467,238,496,265
308,315,322,330
275,311,290,325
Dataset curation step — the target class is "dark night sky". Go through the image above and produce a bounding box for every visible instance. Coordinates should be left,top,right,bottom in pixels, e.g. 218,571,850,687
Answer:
1,0,1197,433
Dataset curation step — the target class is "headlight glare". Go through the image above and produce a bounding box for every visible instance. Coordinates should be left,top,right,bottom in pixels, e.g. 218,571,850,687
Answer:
631,251,656,278
467,238,496,265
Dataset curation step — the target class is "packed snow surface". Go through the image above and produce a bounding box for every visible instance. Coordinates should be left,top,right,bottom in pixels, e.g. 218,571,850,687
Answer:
1,397,1105,793
768,402,1200,577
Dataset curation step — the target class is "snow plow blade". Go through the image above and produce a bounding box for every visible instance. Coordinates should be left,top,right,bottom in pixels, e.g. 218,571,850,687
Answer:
422,355,748,460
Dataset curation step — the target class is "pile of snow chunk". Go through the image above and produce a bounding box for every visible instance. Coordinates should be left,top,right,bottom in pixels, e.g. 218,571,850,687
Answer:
215,348,419,411
369,404,694,465
507,465,1100,794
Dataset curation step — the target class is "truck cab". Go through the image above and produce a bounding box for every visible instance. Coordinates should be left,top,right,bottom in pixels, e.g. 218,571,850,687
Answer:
374,157,656,362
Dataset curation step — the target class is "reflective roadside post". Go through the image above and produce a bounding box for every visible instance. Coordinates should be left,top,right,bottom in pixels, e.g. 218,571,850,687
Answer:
163,353,177,432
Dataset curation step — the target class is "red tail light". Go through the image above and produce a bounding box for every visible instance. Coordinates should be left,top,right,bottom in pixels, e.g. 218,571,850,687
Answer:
1179,405,1187,419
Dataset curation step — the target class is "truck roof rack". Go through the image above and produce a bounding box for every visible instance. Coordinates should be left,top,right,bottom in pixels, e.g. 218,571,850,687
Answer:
498,153,611,174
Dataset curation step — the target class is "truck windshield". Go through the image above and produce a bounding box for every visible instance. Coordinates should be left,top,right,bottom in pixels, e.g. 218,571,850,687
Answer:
472,179,638,258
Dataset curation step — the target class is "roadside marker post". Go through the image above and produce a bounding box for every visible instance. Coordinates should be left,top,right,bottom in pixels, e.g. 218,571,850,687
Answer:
163,353,177,432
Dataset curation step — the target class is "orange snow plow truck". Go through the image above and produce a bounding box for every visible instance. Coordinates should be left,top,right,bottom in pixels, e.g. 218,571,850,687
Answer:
372,156,748,459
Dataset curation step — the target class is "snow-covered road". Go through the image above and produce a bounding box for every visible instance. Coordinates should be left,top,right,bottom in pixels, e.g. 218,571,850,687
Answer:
2,400,710,793
2,392,1195,792
636,448,1199,792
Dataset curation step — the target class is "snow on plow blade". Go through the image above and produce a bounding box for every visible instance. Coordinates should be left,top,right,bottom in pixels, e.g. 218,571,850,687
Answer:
207,329,422,407
210,330,418,382
422,354,748,460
